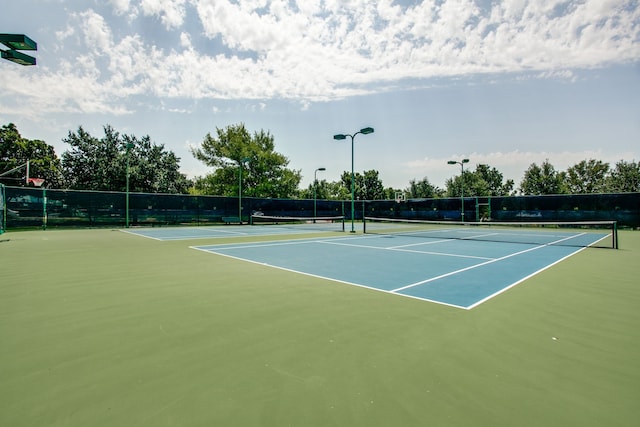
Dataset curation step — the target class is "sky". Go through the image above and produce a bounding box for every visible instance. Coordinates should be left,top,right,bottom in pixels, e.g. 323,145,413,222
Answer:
1,0,639,191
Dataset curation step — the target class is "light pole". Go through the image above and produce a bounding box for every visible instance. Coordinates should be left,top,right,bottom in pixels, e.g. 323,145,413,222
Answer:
333,127,374,233
125,142,134,228
447,158,470,222
238,157,250,224
313,167,326,221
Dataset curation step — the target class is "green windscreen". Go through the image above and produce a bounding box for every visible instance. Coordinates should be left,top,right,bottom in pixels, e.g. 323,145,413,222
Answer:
2,186,638,232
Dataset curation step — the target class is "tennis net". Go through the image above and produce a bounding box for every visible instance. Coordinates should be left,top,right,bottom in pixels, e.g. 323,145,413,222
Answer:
251,214,345,232
363,217,618,249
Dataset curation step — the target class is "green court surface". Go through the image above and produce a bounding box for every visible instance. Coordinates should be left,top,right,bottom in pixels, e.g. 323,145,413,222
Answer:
1,228,639,426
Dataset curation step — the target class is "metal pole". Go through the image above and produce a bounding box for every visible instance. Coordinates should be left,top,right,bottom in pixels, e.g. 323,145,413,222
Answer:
350,135,355,233
460,162,465,222
125,146,130,228
448,158,469,223
333,128,373,232
238,163,242,224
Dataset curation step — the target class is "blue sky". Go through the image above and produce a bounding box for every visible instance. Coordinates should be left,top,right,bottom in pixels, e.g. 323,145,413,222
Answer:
1,0,639,190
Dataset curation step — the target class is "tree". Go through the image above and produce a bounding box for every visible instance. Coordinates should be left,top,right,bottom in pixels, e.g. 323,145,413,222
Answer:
446,164,513,197
299,179,332,200
325,180,350,200
337,169,387,200
61,126,121,191
191,123,301,198
606,160,640,193
519,160,566,195
383,187,403,200
564,159,609,194
1,123,62,187
406,177,443,199
474,164,514,196
61,125,189,193
362,170,386,200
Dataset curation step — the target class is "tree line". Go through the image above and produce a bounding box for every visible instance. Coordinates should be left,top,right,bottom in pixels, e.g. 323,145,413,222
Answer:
2,122,639,198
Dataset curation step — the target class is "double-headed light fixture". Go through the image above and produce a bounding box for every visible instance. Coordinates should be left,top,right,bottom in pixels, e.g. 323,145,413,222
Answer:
1,34,37,66
447,158,470,222
333,127,374,233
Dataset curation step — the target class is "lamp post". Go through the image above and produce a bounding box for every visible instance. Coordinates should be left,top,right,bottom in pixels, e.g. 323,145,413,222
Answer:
125,142,134,228
447,158,470,222
333,127,374,233
238,157,250,224
313,167,326,222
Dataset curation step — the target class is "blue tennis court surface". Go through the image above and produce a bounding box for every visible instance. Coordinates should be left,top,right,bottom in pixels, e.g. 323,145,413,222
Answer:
191,231,608,309
122,223,343,240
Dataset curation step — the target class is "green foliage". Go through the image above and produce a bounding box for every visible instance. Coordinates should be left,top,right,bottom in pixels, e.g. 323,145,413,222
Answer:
61,125,189,193
299,179,331,200
191,123,301,198
606,160,640,193
5,122,638,199
1,123,62,187
337,169,387,200
325,180,350,200
564,159,610,194
519,160,566,195
406,177,444,198
446,163,513,198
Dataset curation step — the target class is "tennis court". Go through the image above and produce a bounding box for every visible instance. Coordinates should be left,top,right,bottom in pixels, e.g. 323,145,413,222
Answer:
188,222,611,309
122,215,345,240
2,226,639,427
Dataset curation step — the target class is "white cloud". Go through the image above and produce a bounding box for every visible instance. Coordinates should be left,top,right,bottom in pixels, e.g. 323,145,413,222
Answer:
2,1,639,116
80,10,113,54
168,0,640,101
110,0,131,15
140,0,187,29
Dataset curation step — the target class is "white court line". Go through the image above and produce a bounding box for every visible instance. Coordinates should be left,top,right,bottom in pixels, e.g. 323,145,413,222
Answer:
198,234,493,260
384,232,501,251
190,245,468,310
120,227,250,241
465,246,589,310
191,230,597,310
120,229,165,241
191,234,361,251
318,239,494,260
391,233,587,293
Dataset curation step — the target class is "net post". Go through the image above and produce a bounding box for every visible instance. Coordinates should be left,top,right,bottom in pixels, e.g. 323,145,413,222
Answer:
0,183,5,234
42,187,47,230
613,221,618,249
